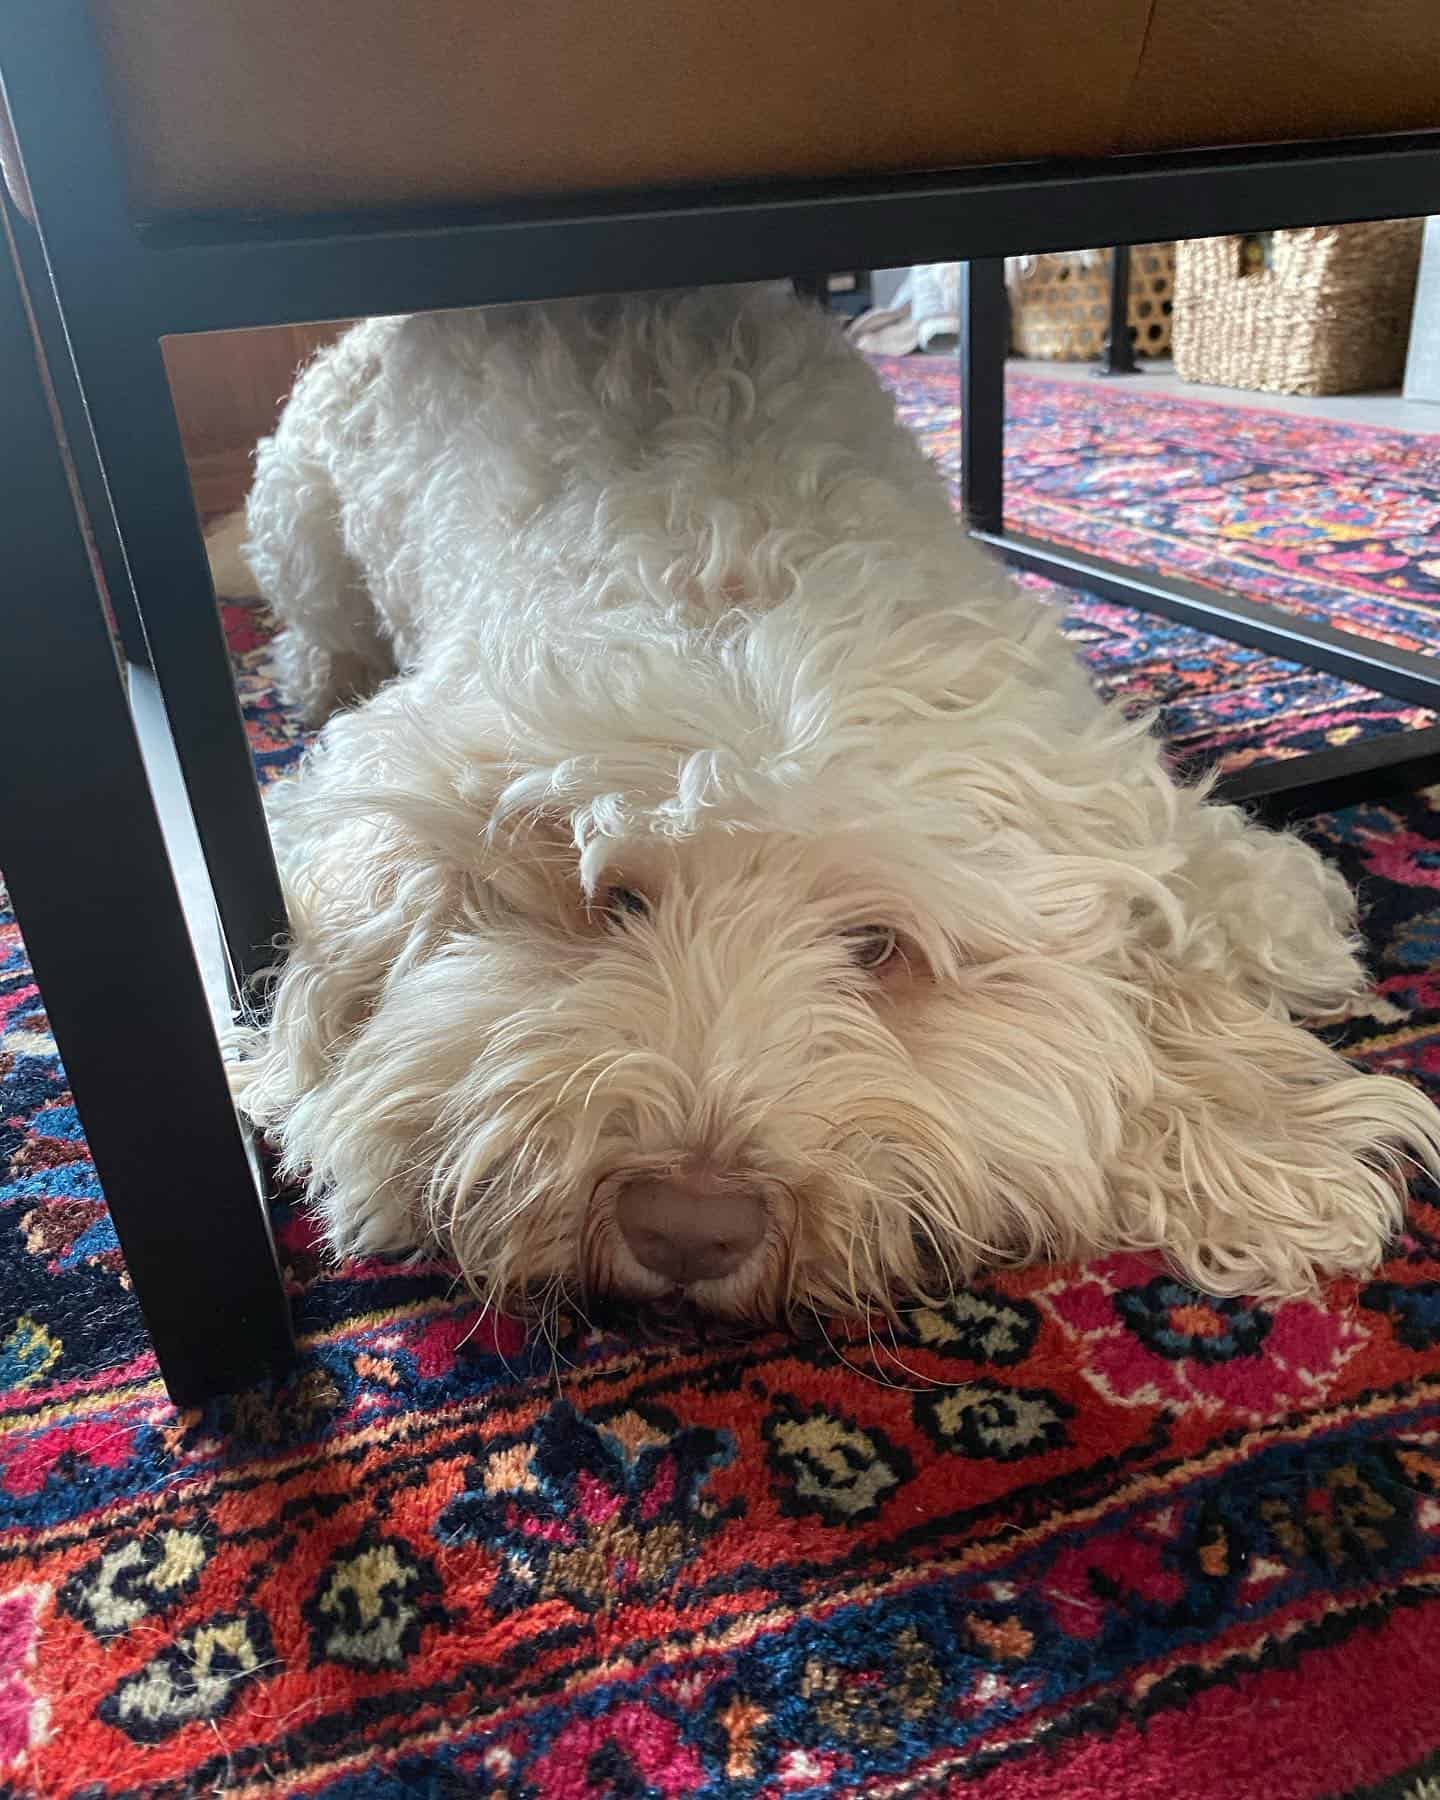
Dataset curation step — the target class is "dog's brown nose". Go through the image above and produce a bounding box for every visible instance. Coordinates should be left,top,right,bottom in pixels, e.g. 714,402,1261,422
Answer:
615,1172,767,1286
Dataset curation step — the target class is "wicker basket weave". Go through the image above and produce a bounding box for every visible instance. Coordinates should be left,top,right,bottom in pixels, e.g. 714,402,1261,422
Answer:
1172,222,1425,396
1007,244,1174,361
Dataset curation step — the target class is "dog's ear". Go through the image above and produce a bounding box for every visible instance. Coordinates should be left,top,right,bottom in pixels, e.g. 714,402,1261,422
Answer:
229,694,514,1127
229,796,465,1135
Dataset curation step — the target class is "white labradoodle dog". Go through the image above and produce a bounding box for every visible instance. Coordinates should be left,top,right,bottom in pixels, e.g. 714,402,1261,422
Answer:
235,285,1440,1324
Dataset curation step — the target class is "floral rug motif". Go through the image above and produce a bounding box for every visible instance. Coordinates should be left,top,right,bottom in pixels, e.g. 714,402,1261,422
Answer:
3,368,1440,1796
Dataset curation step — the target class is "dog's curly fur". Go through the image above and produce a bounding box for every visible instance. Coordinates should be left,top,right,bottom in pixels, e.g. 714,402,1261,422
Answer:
234,285,1440,1324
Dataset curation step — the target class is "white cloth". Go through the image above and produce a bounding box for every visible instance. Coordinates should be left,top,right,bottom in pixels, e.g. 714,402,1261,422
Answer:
848,263,960,356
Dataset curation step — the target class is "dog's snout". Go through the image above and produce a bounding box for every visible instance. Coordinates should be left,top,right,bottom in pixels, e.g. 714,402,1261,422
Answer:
615,1171,767,1286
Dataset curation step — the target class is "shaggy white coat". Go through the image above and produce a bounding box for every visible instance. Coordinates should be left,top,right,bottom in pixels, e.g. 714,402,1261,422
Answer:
235,285,1440,1322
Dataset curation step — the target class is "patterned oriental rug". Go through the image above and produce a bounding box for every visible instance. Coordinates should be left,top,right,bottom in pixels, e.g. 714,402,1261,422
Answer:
4,366,1440,1797
884,359,1440,772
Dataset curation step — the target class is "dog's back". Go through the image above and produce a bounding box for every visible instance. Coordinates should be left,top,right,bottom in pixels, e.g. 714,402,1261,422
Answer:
244,287,965,723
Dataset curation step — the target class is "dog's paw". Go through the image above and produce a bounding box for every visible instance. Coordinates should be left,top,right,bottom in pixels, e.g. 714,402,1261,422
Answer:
1120,991,1440,1297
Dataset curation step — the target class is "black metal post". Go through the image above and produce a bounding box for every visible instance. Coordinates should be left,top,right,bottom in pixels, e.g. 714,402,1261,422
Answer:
1211,722,1440,824
1094,243,1140,376
0,31,288,991
960,259,1008,535
2,189,149,664
94,135,1440,340
977,529,1440,712
0,211,294,1405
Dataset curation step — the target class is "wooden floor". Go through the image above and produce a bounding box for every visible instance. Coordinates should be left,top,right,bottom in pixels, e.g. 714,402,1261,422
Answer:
1011,355,1440,433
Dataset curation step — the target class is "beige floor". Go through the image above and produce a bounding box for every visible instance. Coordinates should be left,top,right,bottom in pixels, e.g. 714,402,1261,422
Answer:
1010,354,1440,435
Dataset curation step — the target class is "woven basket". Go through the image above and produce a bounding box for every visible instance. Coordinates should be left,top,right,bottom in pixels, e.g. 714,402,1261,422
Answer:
1007,244,1175,361
1172,222,1425,395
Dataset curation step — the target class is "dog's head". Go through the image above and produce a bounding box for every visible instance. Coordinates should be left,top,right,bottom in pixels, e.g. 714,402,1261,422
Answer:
239,583,1192,1326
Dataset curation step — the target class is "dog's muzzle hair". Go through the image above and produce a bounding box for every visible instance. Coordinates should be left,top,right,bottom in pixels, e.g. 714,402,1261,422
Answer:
230,286,1440,1327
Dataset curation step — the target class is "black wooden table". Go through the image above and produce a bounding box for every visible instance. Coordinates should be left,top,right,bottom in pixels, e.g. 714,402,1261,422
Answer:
3,3,1438,1401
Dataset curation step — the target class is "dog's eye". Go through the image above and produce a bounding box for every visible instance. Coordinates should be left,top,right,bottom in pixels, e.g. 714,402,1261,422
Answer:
605,886,649,922
844,925,898,970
